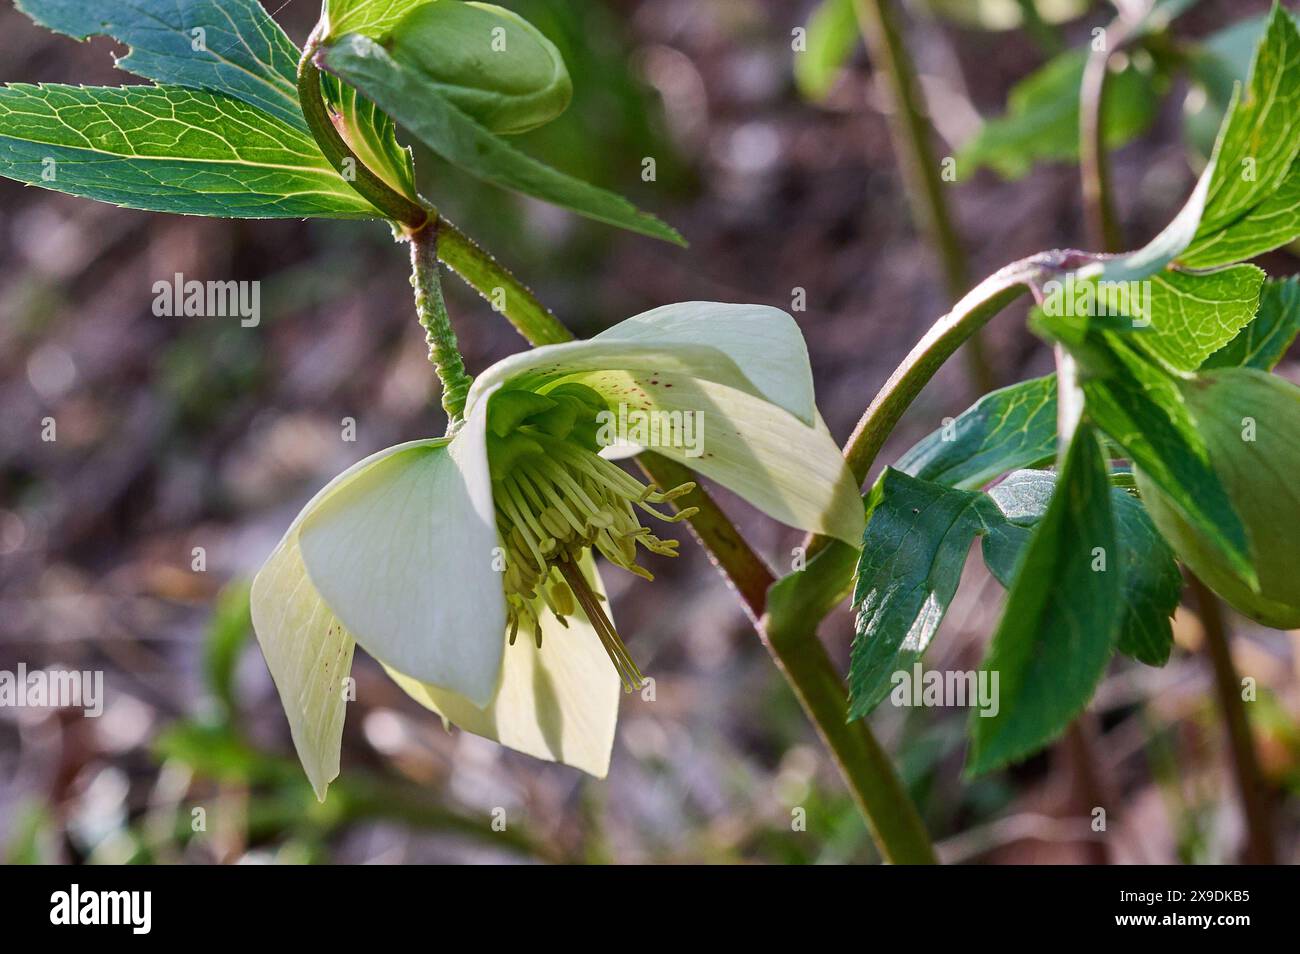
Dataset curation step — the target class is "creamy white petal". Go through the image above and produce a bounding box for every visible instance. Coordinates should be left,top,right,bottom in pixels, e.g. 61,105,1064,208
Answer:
297,413,507,707
251,532,356,802
464,304,815,426
573,369,864,545
591,302,814,424
387,555,622,777
251,440,446,800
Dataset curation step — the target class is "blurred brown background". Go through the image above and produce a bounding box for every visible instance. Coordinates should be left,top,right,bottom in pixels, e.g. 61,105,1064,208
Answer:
0,0,1296,863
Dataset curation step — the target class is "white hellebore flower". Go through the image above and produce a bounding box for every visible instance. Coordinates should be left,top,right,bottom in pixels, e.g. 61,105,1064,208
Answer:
251,302,864,798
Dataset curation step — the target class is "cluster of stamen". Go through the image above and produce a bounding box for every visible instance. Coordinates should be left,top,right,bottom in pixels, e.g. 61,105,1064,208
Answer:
490,399,697,692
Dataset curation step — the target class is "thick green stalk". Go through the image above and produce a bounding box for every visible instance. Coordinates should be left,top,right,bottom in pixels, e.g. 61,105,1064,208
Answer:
410,224,472,423
852,0,995,394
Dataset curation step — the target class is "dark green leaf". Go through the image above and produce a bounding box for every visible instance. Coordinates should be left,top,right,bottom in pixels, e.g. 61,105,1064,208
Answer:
958,48,1157,181
1202,276,1300,370
1075,334,1254,584
896,375,1058,490
849,470,1001,719
969,425,1120,774
0,84,378,218
15,0,306,130
317,33,684,245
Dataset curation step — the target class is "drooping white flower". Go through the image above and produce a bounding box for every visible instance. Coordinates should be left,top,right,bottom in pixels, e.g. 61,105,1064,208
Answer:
251,302,864,797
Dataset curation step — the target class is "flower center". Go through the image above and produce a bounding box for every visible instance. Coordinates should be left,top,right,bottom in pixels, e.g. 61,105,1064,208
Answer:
487,385,697,691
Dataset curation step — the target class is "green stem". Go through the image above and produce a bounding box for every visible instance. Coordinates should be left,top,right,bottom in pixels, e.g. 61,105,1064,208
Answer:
852,0,995,394
1190,574,1276,864
1079,15,1135,253
410,224,472,424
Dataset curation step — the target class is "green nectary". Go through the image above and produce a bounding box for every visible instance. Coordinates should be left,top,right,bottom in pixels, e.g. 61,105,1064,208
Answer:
387,1,572,135
1136,368,1300,629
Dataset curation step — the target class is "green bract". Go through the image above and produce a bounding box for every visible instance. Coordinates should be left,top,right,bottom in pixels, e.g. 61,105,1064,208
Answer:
387,1,572,135
251,302,864,797
1137,368,1300,629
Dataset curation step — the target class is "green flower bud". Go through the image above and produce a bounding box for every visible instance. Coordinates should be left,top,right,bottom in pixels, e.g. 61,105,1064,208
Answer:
1136,368,1300,628
388,1,572,135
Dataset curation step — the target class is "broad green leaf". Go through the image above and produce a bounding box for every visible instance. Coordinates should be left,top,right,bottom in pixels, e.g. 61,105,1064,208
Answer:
317,33,684,244
958,48,1158,181
848,470,1001,719
320,73,418,200
15,0,306,130
1202,276,1300,370
0,84,378,219
1137,265,1264,371
981,470,1180,667
795,0,858,102
323,0,427,39
1180,166,1300,267
1099,7,1300,281
895,375,1058,490
969,425,1120,774
1188,5,1300,239
1072,333,1254,584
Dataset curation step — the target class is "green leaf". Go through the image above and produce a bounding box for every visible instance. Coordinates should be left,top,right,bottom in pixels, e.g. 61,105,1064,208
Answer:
958,48,1157,180
1181,166,1300,267
1202,276,1300,370
15,0,306,131
848,470,1001,719
0,83,378,218
981,470,1180,667
795,0,858,102
1072,333,1254,585
320,73,418,200
323,0,428,40
1110,488,1181,666
969,425,1120,774
895,375,1058,490
1188,5,1300,237
1137,265,1264,371
317,33,684,244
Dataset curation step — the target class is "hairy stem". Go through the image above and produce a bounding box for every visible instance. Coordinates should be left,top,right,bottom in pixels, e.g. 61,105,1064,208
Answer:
1190,575,1276,864
852,0,995,393
410,224,472,423
1079,15,1133,253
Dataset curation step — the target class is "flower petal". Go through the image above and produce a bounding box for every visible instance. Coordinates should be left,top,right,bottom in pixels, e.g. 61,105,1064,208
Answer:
297,416,507,707
464,303,815,426
575,370,864,544
250,533,355,802
252,440,441,800
387,555,622,777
